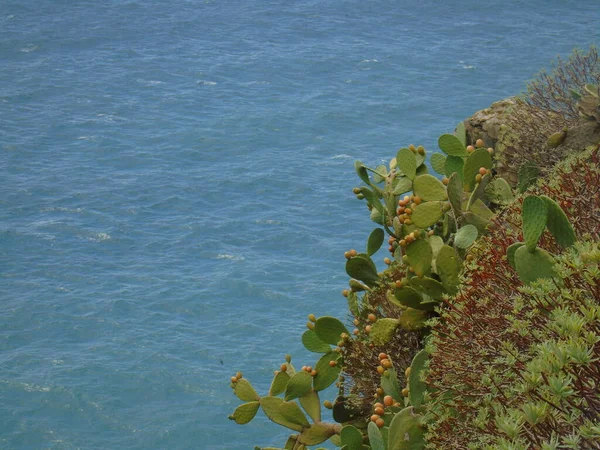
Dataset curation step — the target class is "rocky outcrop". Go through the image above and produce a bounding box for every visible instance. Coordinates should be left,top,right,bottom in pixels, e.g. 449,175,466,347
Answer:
461,98,600,186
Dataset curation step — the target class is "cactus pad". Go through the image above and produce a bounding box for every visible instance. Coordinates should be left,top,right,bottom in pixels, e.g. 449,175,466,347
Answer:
346,254,379,287
298,390,321,423
430,153,447,175
411,201,446,229
447,172,463,217
270,370,291,396
405,239,433,276
367,228,385,256
522,195,548,251
518,161,540,193
367,421,385,450
354,161,371,185
372,164,388,183
514,245,558,284
341,425,363,450
444,155,465,180
408,349,428,409
361,187,385,216
387,407,426,450
455,121,467,146
469,198,494,220
393,176,413,195
298,422,336,446
506,242,525,270
413,174,448,201
314,316,350,345
397,148,417,180
260,396,309,432
463,148,492,191
435,244,461,294
541,195,576,248
285,371,313,401
347,290,360,316
393,287,424,309
438,134,469,156
409,276,447,301
370,318,401,345
229,401,261,425
454,224,478,249
302,330,331,353
234,378,260,402
381,366,403,401
463,211,490,233
485,177,514,205
313,351,341,391
399,308,429,331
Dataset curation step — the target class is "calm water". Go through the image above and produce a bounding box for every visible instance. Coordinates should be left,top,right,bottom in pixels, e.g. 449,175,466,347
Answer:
1,1,598,448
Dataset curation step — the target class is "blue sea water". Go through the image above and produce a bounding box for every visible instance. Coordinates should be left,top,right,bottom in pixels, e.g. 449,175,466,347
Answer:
1,1,598,448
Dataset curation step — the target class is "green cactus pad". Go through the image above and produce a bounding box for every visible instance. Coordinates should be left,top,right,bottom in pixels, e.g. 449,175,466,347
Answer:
313,351,341,391
354,161,371,185
367,421,385,450
349,279,368,292
522,195,548,251
454,224,478,249
405,239,433,276
360,187,385,217
370,318,401,345
396,148,417,180
347,290,360,317
340,425,363,450
430,153,447,175
299,389,321,423
506,242,525,270
469,198,494,220
514,245,558,285
463,148,492,191
399,308,429,331
393,286,424,309
444,155,465,180
381,366,403,401
346,254,379,288
370,207,384,225
438,134,469,156
229,401,261,425
435,245,461,294
446,172,463,218
314,316,350,345
408,350,428,409
285,371,313,401
416,164,429,176
485,177,514,205
387,407,426,450
234,378,260,402
463,212,490,233
302,330,331,353
518,161,540,193
393,216,403,236
467,173,490,208
269,370,291,396
393,176,414,195
367,228,385,256
455,121,467,146
372,164,388,183
541,195,576,248
409,277,447,301
260,396,310,432
411,201,446,229
412,174,448,201
298,422,337,446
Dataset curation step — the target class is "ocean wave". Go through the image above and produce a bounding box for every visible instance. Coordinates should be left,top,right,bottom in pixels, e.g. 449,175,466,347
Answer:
216,253,244,261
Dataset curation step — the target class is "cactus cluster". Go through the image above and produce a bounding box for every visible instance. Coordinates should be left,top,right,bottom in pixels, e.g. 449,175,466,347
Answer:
227,69,600,447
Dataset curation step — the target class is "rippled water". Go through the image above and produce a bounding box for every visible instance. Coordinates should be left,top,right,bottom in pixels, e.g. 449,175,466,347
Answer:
1,1,599,448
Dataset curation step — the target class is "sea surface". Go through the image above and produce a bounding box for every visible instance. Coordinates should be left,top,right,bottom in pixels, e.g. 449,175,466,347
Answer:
1,1,598,449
